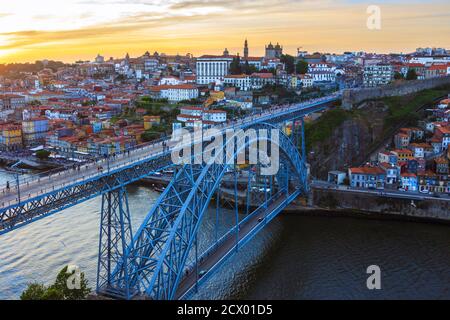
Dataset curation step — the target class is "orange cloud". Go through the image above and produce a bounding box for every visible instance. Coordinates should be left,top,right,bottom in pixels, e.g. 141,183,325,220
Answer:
0,1,449,63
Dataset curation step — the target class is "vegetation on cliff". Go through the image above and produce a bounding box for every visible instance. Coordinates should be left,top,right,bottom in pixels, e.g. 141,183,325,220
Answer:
304,85,450,178
304,107,352,151
382,86,450,130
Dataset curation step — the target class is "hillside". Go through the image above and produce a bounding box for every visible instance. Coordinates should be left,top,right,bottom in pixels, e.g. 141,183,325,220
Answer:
306,86,450,179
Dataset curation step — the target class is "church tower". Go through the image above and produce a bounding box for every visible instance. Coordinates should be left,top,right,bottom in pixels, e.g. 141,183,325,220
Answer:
244,39,249,59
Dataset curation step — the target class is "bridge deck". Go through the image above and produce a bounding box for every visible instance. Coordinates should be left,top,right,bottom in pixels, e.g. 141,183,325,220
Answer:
175,191,300,300
0,95,339,234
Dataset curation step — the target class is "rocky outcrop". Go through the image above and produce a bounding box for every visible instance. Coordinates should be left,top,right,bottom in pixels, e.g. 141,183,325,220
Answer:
308,101,388,179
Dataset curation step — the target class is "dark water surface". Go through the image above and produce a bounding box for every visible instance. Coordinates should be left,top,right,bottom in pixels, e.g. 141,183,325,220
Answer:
0,171,448,300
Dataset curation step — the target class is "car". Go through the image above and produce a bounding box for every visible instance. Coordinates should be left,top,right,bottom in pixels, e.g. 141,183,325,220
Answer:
258,217,264,223
419,190,429,194
199,270,207,277
398,188,406,192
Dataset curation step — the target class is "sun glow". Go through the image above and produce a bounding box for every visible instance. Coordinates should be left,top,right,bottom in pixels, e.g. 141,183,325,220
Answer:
0,0,449,63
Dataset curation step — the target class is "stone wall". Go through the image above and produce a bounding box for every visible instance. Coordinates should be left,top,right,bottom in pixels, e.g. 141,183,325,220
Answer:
342,76,450,109
311,188,450,222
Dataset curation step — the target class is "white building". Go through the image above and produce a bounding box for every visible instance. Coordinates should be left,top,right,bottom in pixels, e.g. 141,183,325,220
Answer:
202,110,227,123
196,55,234,85
299,74,314,88
224,75,252,91
363,64,393,87
151,84,199,102
144,58,159,72
177,106,227,127
159,76,182,86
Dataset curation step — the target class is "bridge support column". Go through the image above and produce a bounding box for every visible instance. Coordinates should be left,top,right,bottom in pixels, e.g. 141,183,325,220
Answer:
97,187,134,299
300,117,309,192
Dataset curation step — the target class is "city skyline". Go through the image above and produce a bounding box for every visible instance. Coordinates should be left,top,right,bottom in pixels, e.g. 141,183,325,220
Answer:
1,0,450,63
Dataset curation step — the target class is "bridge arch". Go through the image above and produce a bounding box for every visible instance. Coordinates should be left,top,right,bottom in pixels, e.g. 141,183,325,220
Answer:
103,122,308,300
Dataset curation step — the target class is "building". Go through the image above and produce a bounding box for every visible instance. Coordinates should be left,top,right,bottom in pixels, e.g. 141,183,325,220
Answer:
143,116,161,130
22,118,49,146
379,162,399,184
202,110,227,124
265,43,283,59
391,149,414,162
177,106,227,128
363,64,393,87
434,126,450,151
348,166,386,189
95,54,105,63
250,73,276,89
150,84,199,102
400,173,418,191
327,171,347,185
425,64,448,79
0,94,26,119
394,132,411,149
244,39,249,59
196,55,234,85
224,75,252,91
299,74,314,88
0,124,22,150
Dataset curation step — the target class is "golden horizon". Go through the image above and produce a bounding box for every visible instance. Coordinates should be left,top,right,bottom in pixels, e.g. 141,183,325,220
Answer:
0,0,449,64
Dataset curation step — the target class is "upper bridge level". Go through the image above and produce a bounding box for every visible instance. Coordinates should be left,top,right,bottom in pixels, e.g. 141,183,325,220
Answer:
0,94,340,235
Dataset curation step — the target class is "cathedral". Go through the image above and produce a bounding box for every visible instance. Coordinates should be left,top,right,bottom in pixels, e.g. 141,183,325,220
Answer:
265,42,283,59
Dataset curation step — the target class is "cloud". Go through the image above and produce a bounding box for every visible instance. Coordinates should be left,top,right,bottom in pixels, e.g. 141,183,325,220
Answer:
0,0,449,62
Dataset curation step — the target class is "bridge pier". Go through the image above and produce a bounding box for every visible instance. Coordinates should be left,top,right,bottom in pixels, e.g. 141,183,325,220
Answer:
97,187,134,299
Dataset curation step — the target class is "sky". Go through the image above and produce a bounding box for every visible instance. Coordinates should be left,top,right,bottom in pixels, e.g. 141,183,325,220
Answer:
0,0,449,63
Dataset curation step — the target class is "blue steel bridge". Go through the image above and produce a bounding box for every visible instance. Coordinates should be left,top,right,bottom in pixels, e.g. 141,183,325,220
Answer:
0,94,340,300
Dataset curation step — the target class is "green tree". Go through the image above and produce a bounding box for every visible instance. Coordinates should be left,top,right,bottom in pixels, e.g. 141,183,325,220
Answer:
394,72,404,80
20,283,47,300
280,54,295,74
35,149,51,160
50,266,91,300
142,131,161,142
296,60,308,74
20,266,91,300
230,56,242,75
242,61,258,75
406,69,418,81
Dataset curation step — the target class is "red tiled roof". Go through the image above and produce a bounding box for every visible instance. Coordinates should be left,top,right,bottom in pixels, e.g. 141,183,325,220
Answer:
349,167,385,175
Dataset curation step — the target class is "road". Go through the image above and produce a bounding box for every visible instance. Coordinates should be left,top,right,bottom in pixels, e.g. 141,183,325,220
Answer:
0,95,339,210
175,193,289,300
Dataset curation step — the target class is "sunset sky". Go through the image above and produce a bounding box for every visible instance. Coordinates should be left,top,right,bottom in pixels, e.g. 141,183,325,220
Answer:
0,0,449,63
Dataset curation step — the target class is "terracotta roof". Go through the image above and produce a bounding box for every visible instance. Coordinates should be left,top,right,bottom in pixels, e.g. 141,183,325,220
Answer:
401,173,417,178
349,167,385,175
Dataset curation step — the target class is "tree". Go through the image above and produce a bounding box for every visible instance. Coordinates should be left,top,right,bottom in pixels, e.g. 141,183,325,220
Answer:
20,266,91,300
50,266,91,300
406,69,418,81
242,61,257,75
35,149,51,160
394,72,404,80
296,60,308,74
230,56,242,75
20,283,47,300
280,54,295,74
142,131,161,142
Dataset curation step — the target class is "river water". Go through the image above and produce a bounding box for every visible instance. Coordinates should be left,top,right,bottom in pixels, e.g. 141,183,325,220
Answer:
0,170,449,300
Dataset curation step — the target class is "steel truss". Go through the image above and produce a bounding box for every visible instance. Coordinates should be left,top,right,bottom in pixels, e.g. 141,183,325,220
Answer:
104,123,308,300
0,153,173,235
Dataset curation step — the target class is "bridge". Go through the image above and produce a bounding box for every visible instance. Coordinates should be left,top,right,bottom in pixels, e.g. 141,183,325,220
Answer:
0,94,340,300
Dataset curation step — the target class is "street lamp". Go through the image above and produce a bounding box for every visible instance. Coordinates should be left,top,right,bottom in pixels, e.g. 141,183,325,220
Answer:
10,161,23,204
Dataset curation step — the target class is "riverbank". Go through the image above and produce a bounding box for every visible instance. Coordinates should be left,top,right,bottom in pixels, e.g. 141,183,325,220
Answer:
283,205,450,226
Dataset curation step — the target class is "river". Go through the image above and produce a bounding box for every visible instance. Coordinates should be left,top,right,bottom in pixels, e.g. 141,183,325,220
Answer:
0,170,449,300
